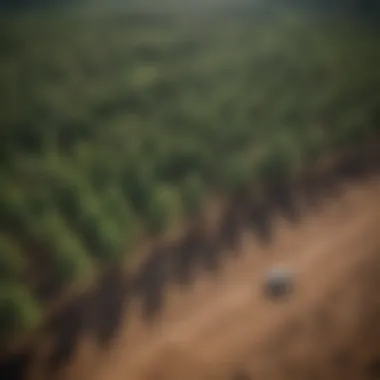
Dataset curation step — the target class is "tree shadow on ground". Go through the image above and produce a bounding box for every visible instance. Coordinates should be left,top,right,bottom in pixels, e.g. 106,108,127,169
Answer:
46,294,89,373
217,201,245,253
91,265,131,348
170,222,219,287
244,199,274,245
133,245,170,321
0,350,32,380
232,372,251,380
367,357,380,379
199,236,221,274
265,180,300,224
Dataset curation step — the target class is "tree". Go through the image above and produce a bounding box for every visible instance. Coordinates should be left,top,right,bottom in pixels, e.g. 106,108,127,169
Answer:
0,0,76,9
269,0,380,16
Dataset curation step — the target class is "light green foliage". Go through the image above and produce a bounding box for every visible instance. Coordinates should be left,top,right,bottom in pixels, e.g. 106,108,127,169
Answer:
0,236,26,281
52,231,94,286
145,184,182,235
0,283,42,340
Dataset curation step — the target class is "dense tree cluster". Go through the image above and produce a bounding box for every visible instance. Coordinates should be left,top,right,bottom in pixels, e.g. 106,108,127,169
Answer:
0,0,379,15
0,6,379,346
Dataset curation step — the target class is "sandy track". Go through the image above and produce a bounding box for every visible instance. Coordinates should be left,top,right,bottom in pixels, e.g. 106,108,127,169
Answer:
33,177,380,380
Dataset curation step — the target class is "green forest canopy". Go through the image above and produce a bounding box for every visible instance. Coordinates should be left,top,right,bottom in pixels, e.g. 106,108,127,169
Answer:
0,0,379,14
0,3,379,346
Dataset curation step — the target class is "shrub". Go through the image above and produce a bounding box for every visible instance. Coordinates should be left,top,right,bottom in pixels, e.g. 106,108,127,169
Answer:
24,189,55,220
27,209,65,242
301,129,325,165
50,169,96,223
102,185,133,227
87,156,117,191
144,184,182,235
255,144,293,184
331,109,374,150
121,159,155,214
90,217,126,261
0,283,42,341
0,184,29,233
180,174,205,217
55,181,84,221
221,152,256,195
154,141,206,183
102,185,138,250
72,197,125,261
75,206,104,256
52,231,94,287
0,235,26,281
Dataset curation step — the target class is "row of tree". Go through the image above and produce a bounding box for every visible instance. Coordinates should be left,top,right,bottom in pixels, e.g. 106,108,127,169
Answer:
0,0,379,14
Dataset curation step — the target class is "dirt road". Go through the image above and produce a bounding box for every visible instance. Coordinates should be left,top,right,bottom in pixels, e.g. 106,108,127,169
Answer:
31,176,380,380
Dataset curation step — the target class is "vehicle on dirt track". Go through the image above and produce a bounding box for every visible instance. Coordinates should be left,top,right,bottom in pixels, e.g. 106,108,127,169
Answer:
264,267,294,300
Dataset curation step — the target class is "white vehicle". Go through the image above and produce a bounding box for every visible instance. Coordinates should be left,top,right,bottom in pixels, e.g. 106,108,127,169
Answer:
264,267,294,300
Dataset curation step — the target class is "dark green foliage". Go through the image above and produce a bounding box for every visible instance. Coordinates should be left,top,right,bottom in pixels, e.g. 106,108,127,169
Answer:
0,284,41,340
222,152,255,195
144,184,181,235
0,236,26,281
121,160,155,214
180,174,204,217
256,146,293,183
51,231,93,286
0,186,31,235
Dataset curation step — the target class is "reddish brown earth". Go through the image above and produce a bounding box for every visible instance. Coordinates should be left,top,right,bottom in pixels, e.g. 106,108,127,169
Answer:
27,176,380,380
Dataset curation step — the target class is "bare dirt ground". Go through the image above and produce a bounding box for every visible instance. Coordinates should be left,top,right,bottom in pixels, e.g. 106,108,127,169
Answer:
29,176,380,380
